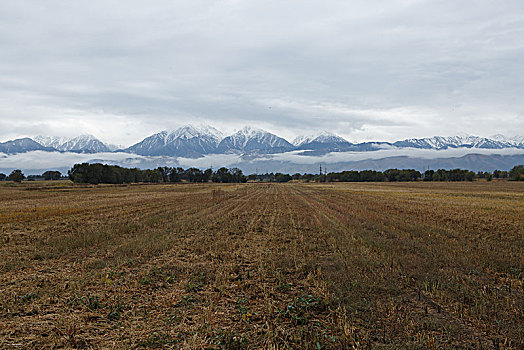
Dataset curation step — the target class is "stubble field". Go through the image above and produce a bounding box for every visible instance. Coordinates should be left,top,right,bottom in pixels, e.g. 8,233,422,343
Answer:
0,181,522,349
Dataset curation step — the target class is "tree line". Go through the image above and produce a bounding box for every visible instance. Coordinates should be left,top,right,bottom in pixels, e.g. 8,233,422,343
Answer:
1,164,523,184
0,170,63,182
67,163,247,184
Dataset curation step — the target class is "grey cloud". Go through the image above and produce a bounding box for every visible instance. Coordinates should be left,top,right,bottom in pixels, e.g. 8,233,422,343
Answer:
1,0,523,145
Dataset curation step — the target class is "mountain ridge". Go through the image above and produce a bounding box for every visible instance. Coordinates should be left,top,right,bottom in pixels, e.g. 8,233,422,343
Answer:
124,125,224,158
1,126,524,156
33,134,111,153
215,126,295,155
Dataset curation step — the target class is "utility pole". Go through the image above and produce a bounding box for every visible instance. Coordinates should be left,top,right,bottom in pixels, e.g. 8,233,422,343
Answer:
319,164,322,176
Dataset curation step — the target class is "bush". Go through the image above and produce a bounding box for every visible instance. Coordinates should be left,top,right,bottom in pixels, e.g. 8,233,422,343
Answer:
7,169,25,183
509,165,524,181
42,170,61,180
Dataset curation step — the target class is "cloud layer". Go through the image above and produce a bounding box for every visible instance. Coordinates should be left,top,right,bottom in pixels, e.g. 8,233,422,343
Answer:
2,147,524,175
1,1,524,145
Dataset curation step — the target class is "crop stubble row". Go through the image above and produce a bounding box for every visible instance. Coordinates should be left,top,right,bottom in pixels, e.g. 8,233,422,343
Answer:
0,181,522,349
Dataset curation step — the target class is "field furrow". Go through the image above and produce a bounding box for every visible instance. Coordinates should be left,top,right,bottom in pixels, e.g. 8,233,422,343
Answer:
0,181,522,349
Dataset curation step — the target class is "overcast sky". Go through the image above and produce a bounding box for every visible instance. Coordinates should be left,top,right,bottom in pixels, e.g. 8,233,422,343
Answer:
1,0,524,146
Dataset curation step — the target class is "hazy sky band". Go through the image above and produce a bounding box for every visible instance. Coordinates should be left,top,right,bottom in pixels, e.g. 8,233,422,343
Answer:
1,0,523,146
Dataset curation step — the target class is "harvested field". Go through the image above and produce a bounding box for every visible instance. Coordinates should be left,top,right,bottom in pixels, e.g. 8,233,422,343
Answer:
0,181,523,349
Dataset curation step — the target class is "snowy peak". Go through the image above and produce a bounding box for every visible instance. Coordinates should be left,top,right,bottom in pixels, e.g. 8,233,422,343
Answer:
216,126,294,154
314,132,348,144
124,131,169,154
235,126,281,147
237,126,266,138
33,134,112,153
292,135,314,147
34,136,70,149
490,134,524,147
125,125,224,158
293,131,353,155
393,135,522,150
60,134,111,153
293,131,349,146
6,130,524,157
0,137,55,154
169,125,224,143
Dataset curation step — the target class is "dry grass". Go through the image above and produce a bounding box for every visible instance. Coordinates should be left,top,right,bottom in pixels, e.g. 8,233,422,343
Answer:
0,181,522,349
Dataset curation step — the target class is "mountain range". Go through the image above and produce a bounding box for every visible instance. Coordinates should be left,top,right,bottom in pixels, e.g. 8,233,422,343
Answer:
124,125,224,157
34,135,119,153
1,125,523,157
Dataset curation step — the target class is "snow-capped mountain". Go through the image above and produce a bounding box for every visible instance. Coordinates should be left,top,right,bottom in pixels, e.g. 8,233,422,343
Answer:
215,126,294,154
392,135,521,150
59,135,111,153
292,131,349,147
292,132,354,155
3,129,524,158
125,125,224,158
0,137,56,154
490,134,524,148
170,125,224,143
35,134,111,153
292,135,315,147
34,136,70,149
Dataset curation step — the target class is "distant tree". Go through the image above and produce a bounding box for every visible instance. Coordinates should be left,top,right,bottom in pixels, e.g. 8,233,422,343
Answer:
27,175,44,181
423,170,434,181
359,170,385,182
156,167,171,182
42,170,61,180
476,171,493,179
448,169,464,181
212,167,246,183
212,167,229,183
465,171,476,181
0,173,6,181
509,165,524,181
301,173,315,182
7,169,25,183
384,169,419,182
493,170,508,179
337,170,360,182
275,173,292,183
384,169,400,181
230,168,246,183
144,169,162,183
422,169,478,182
185,168,204,182
168,167,184,182
203,169,213,182
68,163,85,183
85,163,103,184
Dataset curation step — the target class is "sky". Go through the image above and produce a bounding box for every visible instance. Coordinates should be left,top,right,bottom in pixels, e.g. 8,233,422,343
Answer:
1,0,524,146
